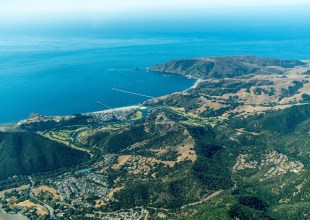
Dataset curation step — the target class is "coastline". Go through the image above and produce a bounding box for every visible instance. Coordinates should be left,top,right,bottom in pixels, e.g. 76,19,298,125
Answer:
184,79,203,92
0,82,184,219
84,105,147,115
147,67,201,93
1,69,193,126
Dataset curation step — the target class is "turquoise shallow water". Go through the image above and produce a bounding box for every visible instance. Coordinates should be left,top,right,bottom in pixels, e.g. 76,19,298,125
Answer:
1,24,310,123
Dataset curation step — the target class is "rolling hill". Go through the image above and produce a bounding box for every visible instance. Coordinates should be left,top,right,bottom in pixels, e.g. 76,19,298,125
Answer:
0,131,89,181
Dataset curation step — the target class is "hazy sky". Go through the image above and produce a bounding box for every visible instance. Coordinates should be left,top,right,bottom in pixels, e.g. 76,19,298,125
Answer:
1,0,310,30
1,0,310,16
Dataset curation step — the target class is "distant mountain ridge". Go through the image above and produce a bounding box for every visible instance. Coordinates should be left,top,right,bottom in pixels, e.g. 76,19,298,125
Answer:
149,56,305,79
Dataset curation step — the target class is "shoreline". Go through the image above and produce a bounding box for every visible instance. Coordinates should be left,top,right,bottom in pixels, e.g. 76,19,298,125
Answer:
84,105,147,115
147,68,202,92
184,79,203,92
0,70,192,126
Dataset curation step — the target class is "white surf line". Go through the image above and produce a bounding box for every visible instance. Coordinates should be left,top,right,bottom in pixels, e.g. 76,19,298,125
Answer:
112,88,155,99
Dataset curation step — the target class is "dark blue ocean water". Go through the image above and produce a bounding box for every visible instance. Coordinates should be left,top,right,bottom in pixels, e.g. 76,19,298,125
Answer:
1,23,310,123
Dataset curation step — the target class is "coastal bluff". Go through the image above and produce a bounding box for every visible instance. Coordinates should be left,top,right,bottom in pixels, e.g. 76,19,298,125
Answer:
149,56,305,79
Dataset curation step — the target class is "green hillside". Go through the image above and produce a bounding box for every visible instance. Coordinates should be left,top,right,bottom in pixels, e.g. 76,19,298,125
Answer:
83,104,310,219
234,104,310,134
0,132,89,180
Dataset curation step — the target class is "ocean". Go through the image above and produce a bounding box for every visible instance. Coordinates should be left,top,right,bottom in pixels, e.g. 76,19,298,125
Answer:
1,23,310,124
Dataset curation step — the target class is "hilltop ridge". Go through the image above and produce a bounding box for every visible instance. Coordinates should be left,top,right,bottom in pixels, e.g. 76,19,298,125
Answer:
150,56,306,79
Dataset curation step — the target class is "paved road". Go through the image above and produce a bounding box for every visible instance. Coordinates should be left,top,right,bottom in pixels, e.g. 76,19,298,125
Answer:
28,177,55,219
180,190,223,209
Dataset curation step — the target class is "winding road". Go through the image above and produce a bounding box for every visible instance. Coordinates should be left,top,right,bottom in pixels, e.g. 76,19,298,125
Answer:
28,177,55,219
